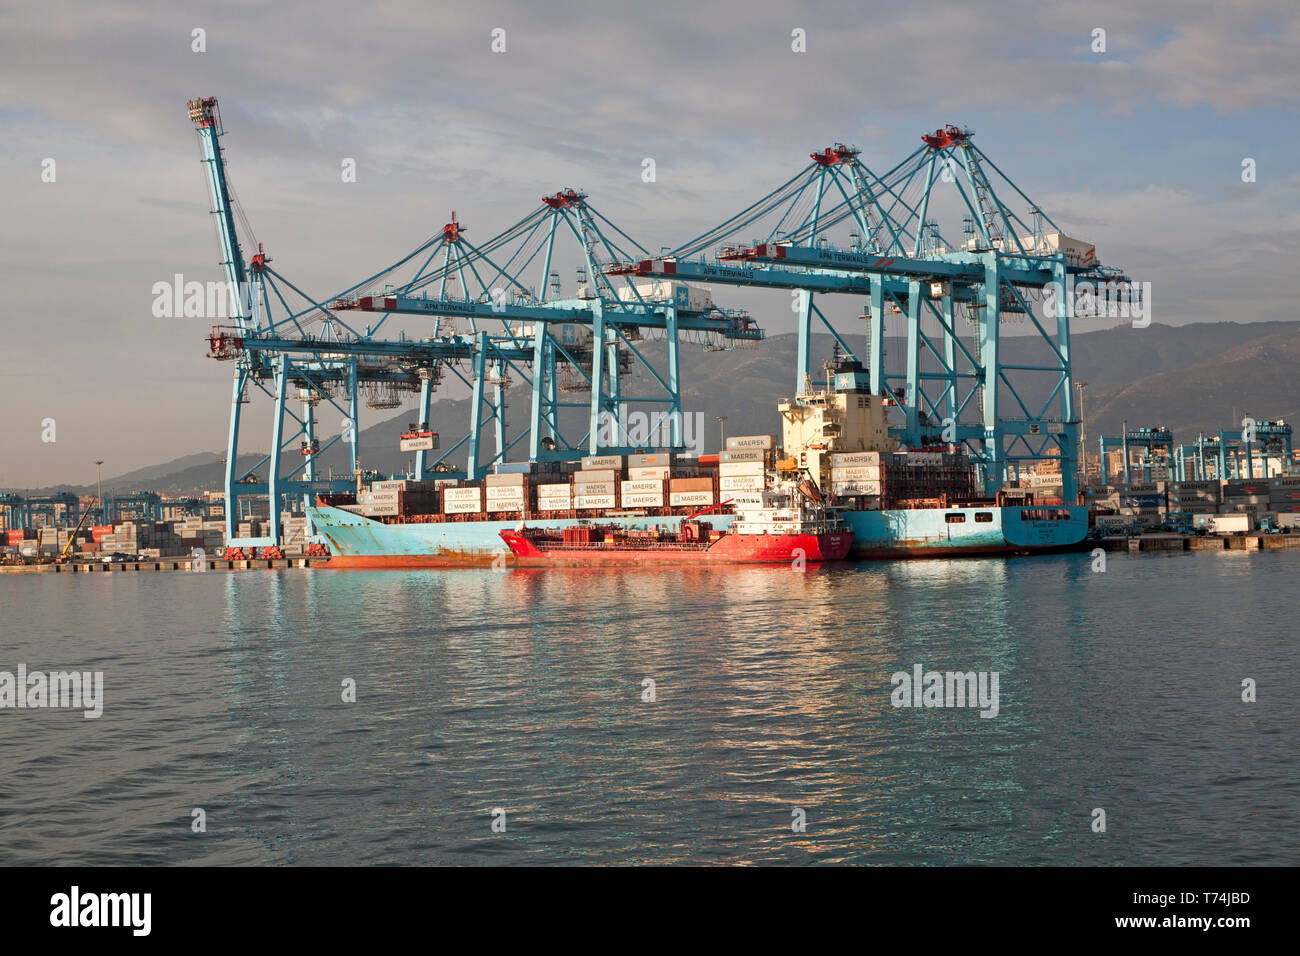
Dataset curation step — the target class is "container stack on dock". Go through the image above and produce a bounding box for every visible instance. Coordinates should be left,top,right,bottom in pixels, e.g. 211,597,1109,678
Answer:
1169,481,1219,515
278,512,309,555
177,517,227,552
1270,476,1300,520
1085,473,1300,532
1222,479,1270,519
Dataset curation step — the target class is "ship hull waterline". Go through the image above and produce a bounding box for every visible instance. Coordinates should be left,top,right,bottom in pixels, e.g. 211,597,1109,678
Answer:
498,529,853,566
307,504,1089,568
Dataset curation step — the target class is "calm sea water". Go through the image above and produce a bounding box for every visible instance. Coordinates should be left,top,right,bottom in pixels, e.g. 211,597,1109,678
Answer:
1,550,1296,866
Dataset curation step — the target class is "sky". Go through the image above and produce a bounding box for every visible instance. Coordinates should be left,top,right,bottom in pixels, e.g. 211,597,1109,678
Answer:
1,0,1298,487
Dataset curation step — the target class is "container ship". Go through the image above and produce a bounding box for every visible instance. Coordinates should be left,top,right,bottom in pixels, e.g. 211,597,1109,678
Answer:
307,360,1087,566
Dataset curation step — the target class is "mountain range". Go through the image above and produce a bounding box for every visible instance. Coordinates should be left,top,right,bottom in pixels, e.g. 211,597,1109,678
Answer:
13,320,1297,496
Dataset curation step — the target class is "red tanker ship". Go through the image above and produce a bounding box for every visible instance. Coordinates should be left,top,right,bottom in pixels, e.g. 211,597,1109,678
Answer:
498,484,851,566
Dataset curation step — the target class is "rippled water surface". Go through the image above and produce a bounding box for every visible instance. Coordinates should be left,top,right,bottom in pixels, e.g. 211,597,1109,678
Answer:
1,550,1296,865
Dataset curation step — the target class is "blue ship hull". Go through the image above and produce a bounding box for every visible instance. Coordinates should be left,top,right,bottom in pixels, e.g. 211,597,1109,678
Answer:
307,503,1087,565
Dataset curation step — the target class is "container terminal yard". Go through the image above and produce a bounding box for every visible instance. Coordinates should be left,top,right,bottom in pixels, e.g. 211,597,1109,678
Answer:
5,409,1298,572
3,101,1298,571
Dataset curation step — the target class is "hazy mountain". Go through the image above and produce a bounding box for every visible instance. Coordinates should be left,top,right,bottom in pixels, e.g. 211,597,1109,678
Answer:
10,320,1296,495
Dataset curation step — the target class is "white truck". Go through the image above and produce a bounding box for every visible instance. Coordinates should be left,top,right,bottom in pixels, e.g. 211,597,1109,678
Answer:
1208,513,1251,535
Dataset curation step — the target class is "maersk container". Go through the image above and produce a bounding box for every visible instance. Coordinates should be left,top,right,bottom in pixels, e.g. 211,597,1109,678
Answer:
669,477,713,492
629,453,673,467
574,494,616,510
622,492,664,508
443,487,482,503
831,480,882,496
830,451,882,467
485,473,526,488
718,461,764,478
581,457,623,472
536,485,572,500
627,466,670,481
830,465,881,481
573,482,616,497
618,278,713,313
726,435,774,451
721,475,764,491
537,498,571,511
669,491,714,507
718,450,766,463
621,480,663,494
577,469,616,483
443,500,482,514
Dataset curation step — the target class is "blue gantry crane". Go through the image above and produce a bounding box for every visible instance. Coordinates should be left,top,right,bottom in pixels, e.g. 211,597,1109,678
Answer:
1097,423,1174,484
607,127,1137,501
189,97,761,549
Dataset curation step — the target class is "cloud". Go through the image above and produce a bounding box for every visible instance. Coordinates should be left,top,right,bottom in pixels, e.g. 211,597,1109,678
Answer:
0,0,1297,484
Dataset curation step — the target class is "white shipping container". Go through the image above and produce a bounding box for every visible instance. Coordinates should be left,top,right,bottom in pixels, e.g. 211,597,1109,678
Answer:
621,493,664,508
443,500,483,514
720,475,764,491
830,451,883,467
830,480,882,496
574,494,615,510
536,485,572,500
573,481,615,496
627,466,671,481
443,488,482,503
719,449,766,463
830,465,882,481
537,498,571,512
718,461,765,478
580,456,623,471
577,469,617,483
726,435,774,451
621,480,664,494
669,491,714,506
485,473,526,488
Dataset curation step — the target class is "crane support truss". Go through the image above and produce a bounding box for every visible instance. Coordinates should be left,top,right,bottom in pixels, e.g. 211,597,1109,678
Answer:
606,131,1138,501
190,98,761,547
